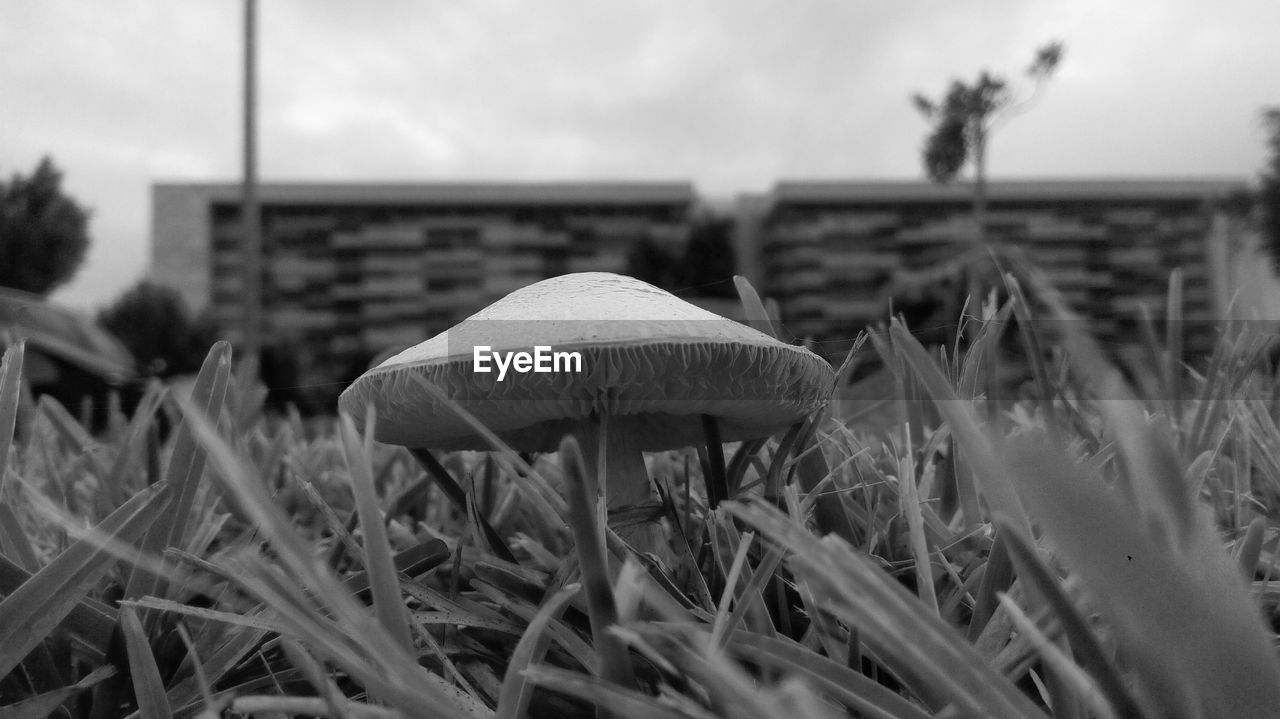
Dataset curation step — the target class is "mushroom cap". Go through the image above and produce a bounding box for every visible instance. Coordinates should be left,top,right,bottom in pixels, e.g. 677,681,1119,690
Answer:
338,272,834,452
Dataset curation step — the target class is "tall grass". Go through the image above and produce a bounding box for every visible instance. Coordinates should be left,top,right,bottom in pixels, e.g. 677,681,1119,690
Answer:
2,272,1279,718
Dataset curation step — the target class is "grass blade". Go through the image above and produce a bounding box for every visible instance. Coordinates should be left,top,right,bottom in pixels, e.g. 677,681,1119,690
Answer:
709,529,755,648
34,395,108,481
175,394,483,719
1238,515,1268,579
281,639,348,719
888,321,1031,535
1046,299,1198,545
125,341,232,602
995,516,1144,718
995,593,1118,719
228,695,401,719
0,341,23,497
896,436,938,616
0,503,40,573
1003,275,1059,431
405,374,567,519
163,622,269,714
0,552,116,659
734,275,778,338
560,434,636,692
119,604,174,719
726,499,1048,719
524,664,703,719
0,665,115,719
792,415,860,545
1165,268,1184,426
343,540,450,595
608,624,798,719
722,631,932,719
496,582,582,719
1005,432,1280,717
966,529,1013,640
338,412,413,654
100,379,166,506
0,480,171,679
406,447,516,563
701,414,728,507
160,341,233,549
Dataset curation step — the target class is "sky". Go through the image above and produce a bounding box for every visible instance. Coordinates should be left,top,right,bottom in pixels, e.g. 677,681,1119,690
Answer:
2,0,1278,312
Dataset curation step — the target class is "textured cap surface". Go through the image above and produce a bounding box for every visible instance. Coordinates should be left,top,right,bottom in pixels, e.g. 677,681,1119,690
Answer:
339,272,834,451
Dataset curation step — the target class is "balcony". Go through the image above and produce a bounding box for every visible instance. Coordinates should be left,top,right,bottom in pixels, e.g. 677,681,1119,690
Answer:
270,308,338,331
362,276,424,297
334,225,424,249
361,254,425,275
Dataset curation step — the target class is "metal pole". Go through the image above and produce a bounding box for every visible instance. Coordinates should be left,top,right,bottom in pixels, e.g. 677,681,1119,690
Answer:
241,0,262,365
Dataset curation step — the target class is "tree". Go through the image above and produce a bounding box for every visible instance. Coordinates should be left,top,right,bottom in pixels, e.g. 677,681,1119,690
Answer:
680,215,737,297
626,236,682,290
98,279,217,377
627,212,738,296
1261,107,1280,272
0,156,91,295
911,41,1064,241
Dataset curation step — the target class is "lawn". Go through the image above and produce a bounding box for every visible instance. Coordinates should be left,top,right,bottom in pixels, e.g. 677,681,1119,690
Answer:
2,272,1279,718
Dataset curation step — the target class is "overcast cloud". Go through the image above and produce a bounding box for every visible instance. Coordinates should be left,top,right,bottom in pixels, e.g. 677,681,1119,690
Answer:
2,0,1277,310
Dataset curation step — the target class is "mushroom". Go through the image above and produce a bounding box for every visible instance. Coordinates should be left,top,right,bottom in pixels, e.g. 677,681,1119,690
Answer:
338,272,834,550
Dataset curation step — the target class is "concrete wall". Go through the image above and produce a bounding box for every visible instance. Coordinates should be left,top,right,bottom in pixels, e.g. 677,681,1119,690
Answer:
151,184,211,313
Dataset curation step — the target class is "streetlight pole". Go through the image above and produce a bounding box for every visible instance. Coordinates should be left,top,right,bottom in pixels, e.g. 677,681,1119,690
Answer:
241,0,262,369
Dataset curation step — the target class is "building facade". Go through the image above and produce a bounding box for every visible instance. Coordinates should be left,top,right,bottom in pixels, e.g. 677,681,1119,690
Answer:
753,179,1248,358
152,182,696,393
153,177,1250,400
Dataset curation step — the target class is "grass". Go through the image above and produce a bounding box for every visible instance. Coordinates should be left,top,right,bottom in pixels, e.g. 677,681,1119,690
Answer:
2,270,1280,718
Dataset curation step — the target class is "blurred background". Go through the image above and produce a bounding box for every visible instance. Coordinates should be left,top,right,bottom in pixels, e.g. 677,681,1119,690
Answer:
2,0,1279,416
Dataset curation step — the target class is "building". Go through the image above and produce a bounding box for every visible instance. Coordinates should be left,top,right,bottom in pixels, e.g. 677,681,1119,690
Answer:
153,177,1255,402
753,178,1249,358
152,181,696,393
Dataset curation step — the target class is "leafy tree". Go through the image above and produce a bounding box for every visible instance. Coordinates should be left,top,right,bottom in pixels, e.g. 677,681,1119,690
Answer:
1261,107,1280,272
680,215,737,297
911,41,1064,241
0,156,91,295
98,279,217,377
626,236,682,290
627,212,738,296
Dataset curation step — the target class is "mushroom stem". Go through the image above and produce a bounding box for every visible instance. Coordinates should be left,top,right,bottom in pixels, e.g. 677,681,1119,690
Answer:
571,415,664,553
